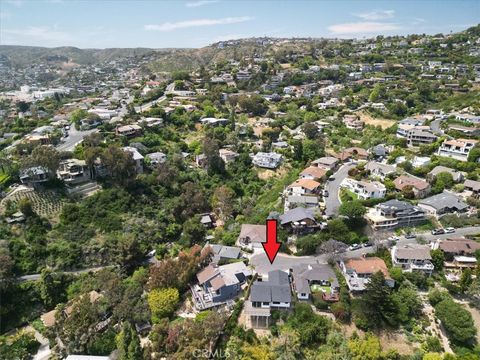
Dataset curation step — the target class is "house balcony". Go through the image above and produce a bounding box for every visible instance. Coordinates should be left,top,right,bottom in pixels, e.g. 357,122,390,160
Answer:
244,301,271,317
409,261,434,272
190,284,223,311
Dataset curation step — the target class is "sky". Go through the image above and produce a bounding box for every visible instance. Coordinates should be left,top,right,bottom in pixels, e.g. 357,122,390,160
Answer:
0,0,478,49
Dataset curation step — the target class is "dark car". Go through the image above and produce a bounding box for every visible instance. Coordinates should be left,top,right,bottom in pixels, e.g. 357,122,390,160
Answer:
362,242,373,248
431,228,445,235
328,177,335,181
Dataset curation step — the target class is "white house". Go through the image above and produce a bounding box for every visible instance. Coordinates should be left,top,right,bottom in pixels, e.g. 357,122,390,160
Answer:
341,178,386,200
437,138,478,162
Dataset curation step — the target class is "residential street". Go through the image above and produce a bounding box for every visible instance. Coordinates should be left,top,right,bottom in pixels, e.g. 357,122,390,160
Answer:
18,266,109,282
56,126,98,152
324,162,356,216
250,226,480,276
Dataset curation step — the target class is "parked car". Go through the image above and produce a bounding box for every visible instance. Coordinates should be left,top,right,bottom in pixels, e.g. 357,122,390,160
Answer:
348,244,362,251
328,177,335,181
362,242,373,248
323,190,329,197
405,233,416,239
444,227,455,234
388,235,400,241
431,228,445,235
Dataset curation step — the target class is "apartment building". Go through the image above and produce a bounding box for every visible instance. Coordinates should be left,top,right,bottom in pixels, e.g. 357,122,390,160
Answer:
406,128,437,147
365,199,425,230
437,138,478,162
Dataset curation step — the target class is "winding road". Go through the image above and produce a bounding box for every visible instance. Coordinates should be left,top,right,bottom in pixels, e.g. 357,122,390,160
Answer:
324,162,356,217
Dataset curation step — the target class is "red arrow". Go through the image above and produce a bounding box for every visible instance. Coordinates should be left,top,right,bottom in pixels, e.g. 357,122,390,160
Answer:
262,219,281,264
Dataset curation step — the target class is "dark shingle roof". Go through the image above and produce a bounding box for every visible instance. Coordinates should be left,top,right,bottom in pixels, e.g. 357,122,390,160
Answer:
250,270,291,303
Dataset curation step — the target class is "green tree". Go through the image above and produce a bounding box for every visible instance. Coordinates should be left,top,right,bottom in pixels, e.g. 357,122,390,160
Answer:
116,322,143,360
339,201,366,219
212,185,235,221
348,334,383,360
430,249,445,271
18,197,34,217
37,269,69,308
148,288,180,323
23,145,60,178
435,299,477,344
180,216,206,247
423,353,443,360
459,268,473,293
360,271,398,329
100,145,137,184
302,122,318,140
432,172,454,193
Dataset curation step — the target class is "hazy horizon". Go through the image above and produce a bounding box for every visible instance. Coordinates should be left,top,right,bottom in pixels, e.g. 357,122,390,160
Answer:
0,0,478,49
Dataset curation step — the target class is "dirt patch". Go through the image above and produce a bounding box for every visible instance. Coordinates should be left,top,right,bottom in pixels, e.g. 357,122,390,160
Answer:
280,63,291,69
340,322,417,355
257,165,289,180
359,112,396,129
248,117,270,137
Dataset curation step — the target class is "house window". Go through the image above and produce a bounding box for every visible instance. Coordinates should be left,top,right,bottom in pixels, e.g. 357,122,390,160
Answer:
272,302,280,305
262,302,269,306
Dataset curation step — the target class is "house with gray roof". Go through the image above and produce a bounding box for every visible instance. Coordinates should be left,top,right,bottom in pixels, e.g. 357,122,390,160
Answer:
145,152,167,167
464,179,480,198
252,152,283,169
427,166,464,183
311,156,338,170
237,224,266,250
284,194,319,211
245,270,291,328
391,244,434,275
418,191,469,218
365,161,397,180
206,243,242,264
291,264,339,301
191,262,251,310
278,207,318,232
20,166,50,185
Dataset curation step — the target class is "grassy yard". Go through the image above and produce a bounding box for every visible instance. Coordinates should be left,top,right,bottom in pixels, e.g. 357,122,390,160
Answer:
311,284,331,295
340,188,358,203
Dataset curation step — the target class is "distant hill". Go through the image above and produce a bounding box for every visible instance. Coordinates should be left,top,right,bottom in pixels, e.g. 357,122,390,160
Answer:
1,24,478,72
0,45,170,67
0,39,320,72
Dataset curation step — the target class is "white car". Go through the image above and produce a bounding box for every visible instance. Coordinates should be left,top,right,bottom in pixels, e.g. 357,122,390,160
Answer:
444,227,455,234
348,244,362,251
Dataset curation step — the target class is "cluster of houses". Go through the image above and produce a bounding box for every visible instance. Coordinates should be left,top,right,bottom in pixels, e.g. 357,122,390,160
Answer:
186,227,479,329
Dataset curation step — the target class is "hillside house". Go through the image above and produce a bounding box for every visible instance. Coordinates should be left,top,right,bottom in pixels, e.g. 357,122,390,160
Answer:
393,175,430,198
437,138,478,162
366,199,425,231
191,262,251,310
391,244,434,274
246,270,291,328
291,264,339,301
236,224,266,250
340,257,394,292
